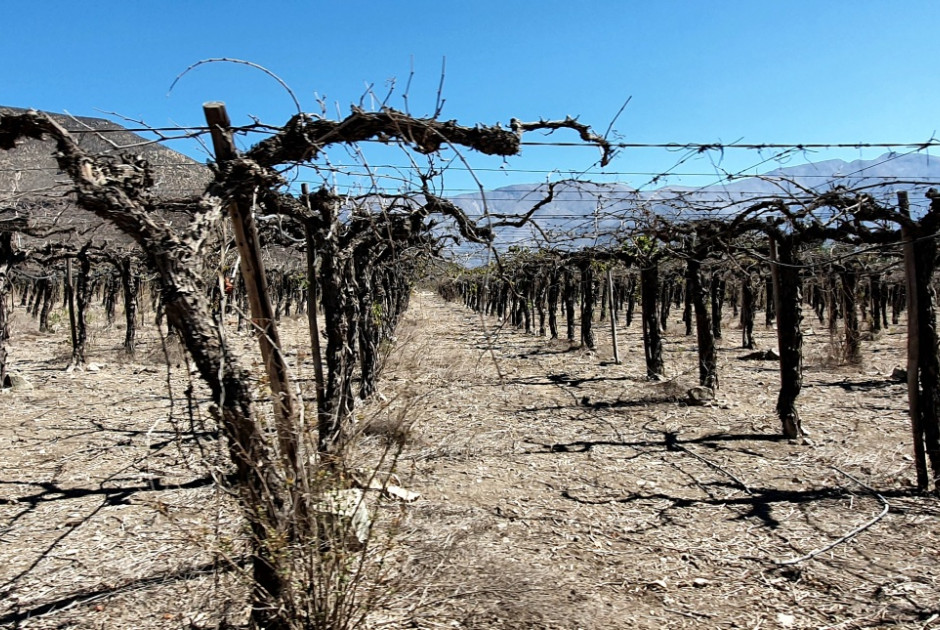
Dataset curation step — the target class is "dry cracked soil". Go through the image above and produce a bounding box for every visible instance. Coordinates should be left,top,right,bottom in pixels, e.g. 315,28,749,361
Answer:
1,289,938,629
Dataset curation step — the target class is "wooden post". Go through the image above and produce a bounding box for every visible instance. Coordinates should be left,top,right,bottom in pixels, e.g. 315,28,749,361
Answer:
899,191,929,489
203,102,304,480
607,267,621,364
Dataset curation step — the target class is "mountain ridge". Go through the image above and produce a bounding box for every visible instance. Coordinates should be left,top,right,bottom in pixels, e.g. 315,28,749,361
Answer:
450,152,940,251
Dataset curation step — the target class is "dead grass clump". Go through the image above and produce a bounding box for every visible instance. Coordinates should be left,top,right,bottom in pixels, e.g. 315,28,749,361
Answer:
384,527,585,629
148,330,187,366
360,414,415,447
807,334,867,370
645,375,691,400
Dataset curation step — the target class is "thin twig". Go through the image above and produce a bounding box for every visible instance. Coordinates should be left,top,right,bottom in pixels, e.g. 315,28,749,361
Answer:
774,467,890,566
434,56,447,119
603,96,632,141
168,57,302,114
674,441,752,495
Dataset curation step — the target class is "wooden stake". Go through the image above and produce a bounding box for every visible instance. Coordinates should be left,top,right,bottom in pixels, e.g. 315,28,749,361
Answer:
203,102,303,479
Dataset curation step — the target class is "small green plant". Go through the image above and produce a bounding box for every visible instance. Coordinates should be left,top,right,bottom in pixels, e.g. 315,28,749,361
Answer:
46,310,63,330
371,302,384,327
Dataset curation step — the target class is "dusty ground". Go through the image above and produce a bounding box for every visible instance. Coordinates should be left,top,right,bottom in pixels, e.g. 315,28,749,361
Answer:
1,290,938,629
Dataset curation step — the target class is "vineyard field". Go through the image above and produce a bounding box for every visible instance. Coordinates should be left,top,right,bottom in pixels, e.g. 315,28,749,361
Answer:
2,291,937,629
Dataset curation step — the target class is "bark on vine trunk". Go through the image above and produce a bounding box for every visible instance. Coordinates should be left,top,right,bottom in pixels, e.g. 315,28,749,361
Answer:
356,254,379,400
625,275,636,327
521,282,532,334
710,273,724,340
317,243,359,457
39,276,54,333
536,277,547,336
869,275,884,333
640,263,664,379
659,276,672,328
840,266,861,364
772,237,804,439
688,257,718,389
765,275,775,327
104,270,119,326
827,272,839,336
67,248,92,370
683,274,693,336
564,267,576,342
900,190,940,492
547,267,560,339
65,258,78,363
0,233,12,387
579,263,596,350
120,258,139,355
741,272,756,349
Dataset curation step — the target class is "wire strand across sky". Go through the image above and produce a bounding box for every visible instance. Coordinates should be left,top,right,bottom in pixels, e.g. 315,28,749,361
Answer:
4,1,940,195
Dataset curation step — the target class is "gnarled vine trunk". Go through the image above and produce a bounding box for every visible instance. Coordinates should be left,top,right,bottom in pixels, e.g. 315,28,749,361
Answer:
579,262,596,350
740,272,755,349
547,266,560,339
688,257,718,389
564,266,576,342
0,232,12,387
120,257,139,355
841,266,861,364
772,237,804,439
640,263,664,379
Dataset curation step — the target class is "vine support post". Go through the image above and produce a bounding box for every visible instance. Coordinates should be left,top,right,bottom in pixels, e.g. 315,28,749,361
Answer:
203,102,306,484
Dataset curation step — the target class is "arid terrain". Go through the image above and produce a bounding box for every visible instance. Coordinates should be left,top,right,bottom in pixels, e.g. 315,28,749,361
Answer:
1,290,938,629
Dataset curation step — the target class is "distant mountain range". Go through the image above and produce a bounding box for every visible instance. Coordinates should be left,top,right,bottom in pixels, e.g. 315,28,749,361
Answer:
451,152,940,251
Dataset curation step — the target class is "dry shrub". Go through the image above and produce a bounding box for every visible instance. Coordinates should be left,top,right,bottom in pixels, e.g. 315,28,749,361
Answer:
149,329,187,366
360,413,415,447
808,334,867,370
646,374,692,400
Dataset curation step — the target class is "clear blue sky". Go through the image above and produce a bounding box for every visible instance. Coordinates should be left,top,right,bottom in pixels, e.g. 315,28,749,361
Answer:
4,1,939,194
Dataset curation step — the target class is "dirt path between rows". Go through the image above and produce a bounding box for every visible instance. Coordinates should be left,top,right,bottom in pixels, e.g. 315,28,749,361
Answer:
370,291,939,629
1,290,938,629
